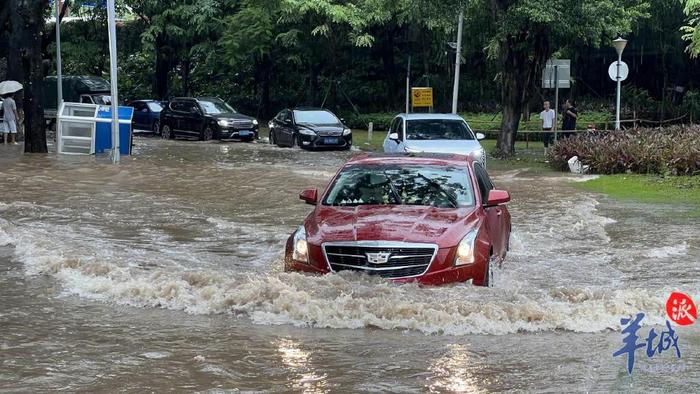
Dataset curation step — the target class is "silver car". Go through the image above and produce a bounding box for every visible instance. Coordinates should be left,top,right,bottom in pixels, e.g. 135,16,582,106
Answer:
382,114,486,164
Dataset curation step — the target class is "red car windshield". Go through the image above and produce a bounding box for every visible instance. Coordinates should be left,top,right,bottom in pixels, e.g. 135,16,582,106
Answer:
323,164,475,208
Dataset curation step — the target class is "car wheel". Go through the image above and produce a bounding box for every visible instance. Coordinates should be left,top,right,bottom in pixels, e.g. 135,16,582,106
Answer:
296,135,304,149
201,127,214,141
153,120,160,135
269,129,276,145
161,124,172,139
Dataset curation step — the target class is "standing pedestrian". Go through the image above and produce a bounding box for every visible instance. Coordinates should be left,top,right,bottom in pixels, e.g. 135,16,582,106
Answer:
539,100,556,155
562,99,578,138
2,93,19,145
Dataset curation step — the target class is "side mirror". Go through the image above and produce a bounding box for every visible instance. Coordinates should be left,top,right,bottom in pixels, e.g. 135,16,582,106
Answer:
299,188,319,205
476,132,486,140
389,132,399,140
486,190,510,206
191,107,200,114
284,118,293,125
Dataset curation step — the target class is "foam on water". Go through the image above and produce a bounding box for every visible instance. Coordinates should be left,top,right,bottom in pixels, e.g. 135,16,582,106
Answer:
0,209,679,336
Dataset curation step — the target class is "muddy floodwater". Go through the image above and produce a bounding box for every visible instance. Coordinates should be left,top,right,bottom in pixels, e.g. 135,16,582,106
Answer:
0,137,698,392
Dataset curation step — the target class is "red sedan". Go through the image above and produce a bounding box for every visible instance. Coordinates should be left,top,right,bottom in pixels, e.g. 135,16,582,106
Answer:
284,154,511,286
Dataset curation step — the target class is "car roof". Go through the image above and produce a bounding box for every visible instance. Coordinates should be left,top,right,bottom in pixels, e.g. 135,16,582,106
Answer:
396,113,466,121
291,107,331,112
345,152,475,167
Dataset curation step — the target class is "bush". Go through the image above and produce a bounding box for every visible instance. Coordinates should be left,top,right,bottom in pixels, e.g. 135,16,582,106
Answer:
342,113,396,130
548,126,700,175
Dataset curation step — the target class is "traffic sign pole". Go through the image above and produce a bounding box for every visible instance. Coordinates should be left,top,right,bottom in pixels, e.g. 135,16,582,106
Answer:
615,54,622,130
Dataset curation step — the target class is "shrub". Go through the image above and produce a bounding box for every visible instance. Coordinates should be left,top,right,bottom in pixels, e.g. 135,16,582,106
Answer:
342,113,396,130
548,126,700,175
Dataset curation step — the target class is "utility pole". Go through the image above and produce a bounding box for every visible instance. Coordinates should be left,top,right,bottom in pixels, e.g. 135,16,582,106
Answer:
451,11,463,114
107,0,120,164
405,56,411,113
55,0,63,105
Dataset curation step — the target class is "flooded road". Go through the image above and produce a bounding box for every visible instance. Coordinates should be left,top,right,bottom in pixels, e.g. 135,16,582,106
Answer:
1,138,698,392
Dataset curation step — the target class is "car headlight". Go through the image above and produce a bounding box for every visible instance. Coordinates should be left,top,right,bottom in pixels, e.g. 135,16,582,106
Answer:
298,128,316,136
404,145,421,153
454,227,479,266
342,128,352,136
253,119,258,125
292,226,309,263
217,119,229,127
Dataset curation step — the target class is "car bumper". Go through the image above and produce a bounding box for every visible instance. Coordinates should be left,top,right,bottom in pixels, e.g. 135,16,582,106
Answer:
284,241,488,286
297,134,352,149
218,127,258,140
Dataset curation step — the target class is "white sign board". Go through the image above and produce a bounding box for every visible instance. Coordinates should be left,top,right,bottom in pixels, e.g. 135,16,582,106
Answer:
608,61,629,82
542,59,571,89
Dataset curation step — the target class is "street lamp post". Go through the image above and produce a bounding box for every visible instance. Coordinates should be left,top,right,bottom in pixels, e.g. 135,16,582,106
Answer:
612,37,627,131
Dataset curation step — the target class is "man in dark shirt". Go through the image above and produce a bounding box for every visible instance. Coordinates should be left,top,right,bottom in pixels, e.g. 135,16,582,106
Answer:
562,99,578,138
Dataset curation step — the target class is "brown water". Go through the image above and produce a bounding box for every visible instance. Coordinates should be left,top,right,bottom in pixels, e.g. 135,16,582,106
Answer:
0,137,698,392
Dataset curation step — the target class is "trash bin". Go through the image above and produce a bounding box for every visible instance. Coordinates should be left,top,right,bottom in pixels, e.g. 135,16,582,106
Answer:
94,106,134,155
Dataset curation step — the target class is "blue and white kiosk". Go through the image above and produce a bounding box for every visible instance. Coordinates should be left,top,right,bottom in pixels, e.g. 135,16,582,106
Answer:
56,102,133,155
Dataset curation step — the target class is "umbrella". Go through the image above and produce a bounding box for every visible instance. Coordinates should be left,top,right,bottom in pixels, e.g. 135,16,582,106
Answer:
0,80,23,96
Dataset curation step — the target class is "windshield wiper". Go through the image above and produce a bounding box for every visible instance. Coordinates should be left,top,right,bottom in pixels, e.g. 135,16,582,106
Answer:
414,173,458,208
383,171,403,205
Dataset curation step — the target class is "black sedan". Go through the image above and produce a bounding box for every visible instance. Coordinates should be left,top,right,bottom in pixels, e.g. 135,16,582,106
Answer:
269,108,352,150
159,97,258,141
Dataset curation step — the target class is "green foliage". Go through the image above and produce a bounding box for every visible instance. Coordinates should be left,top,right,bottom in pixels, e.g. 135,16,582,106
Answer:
683,0,700,57
548,126,700,175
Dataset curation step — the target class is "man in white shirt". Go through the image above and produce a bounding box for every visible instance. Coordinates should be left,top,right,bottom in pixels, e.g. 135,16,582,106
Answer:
539,101,556,154
2,93,19,145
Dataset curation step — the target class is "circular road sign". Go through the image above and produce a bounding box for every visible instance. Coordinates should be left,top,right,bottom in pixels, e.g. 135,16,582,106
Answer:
608,61,629,82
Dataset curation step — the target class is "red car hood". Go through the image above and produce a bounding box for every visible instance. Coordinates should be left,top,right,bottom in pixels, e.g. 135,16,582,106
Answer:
306,205,478,246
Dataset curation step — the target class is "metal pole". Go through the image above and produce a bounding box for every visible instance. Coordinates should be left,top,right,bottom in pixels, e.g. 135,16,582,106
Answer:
554,65,559,142
55,0,63,105
107,0,120,163
615,53,622,130
405,56,411,113
451,11,463,114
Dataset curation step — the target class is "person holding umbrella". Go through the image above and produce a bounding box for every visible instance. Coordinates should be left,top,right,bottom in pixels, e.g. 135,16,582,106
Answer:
0,81,23,145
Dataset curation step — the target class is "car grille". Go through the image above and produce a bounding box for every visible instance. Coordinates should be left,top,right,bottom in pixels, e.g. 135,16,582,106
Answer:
229,119,254,129
323,243,437,279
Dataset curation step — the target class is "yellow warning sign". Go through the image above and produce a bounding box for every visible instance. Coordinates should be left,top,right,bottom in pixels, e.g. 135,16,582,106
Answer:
411,87,433,108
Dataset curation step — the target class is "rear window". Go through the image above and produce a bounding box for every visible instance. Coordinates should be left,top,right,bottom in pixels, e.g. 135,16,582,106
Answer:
406,119,474,141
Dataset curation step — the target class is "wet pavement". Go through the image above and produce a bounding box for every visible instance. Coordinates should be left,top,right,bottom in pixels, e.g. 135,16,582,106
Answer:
0,137,698,392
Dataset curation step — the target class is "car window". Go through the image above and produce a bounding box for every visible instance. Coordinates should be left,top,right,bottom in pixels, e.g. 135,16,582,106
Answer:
323,164,474,208
473,163,494,204
293,110,339,125
170,101,185,112
396,118,404,141
198,98,235,114
283,110,293,123
147,102,163,112
406,119,474,141
389,118,399,135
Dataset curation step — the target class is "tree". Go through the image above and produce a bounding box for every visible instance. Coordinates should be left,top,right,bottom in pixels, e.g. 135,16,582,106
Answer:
486,0,650,157
683,0,700,57
6,0,49,153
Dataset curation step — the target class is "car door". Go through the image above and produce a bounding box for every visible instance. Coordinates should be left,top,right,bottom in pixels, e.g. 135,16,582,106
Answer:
473,163,506,260
279,110,296,147
168,100,186,138
181,100,202,139
131,102,147,130
270,111,283,145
